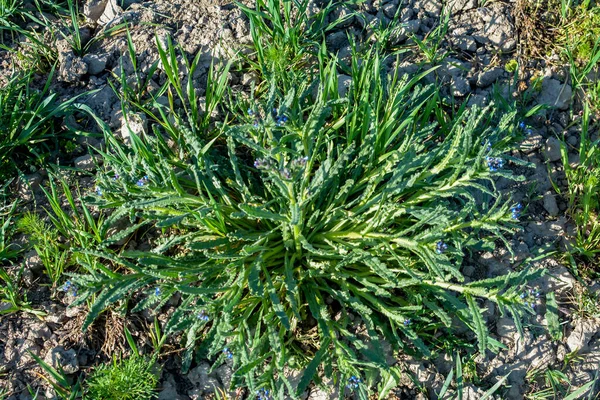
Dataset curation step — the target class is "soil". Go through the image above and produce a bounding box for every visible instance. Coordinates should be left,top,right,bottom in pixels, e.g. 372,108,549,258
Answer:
1,0,599,399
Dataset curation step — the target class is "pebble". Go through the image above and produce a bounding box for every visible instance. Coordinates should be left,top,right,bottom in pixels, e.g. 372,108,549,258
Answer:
543,192,559,216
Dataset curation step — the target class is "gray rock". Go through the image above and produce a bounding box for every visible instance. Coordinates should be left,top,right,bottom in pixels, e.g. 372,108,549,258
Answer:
382,2,398,19
454,35,477,52
413,0,442,17
120,112,147,144
158,376,184,400
98,0,122,25
526,341,557,370
74,154,98,171
566,319,600,354
543,192,559,216
83,0,108,21
326,31,348,52
44,347,79,375
58,51,88,83
537,78,572,110
451,75,470,97
82,54,107,75
467,93,489,108
337,74,352,97
448,0,477,14
481,13,514,49
520,133,544,154
24,250,43,273
86,85,118,121
496,316,517,338
330,5,354,29
215,364,232,391
477,67,504,87
543,137,562,162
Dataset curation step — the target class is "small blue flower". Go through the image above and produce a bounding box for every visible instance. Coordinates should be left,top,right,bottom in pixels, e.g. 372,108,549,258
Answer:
404,318,411,326
256,388,271,400
223,347,233,359
520,292,526,299
136,175,149,187
62,280,77,297
346,375,361,390
254,158,269,170
197,310,209,322
510,203,523,220
276,115,288,126
525,128,533,135
486,157,505,172
436,241,448,254
112,173,120,181
253,119,260,128
154,287,161,296
518,121,526,130
95,186,103,196
247,108,254,116
281,168,291,179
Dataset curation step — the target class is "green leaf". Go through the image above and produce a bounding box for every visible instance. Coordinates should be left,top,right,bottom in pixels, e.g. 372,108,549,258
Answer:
296,337,331,396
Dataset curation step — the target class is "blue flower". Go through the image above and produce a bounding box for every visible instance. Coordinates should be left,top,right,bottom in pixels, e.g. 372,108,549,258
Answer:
275,115,288,126
95,186,103,196
256,388,271,400
253,119,260,128
404,318,411,326
518,121,526,130
486,157,504,172
247,108,254,116
197,310,209,322
510,203,523,220
436,241,448,254
346,375,360,390
223,347,233,359
62,280,77,297
154,287,161,296
525,128,533,135
254,158,269,170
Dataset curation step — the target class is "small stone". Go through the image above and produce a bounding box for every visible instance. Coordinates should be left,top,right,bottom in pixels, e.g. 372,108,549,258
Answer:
44,346,79,374
477,67,504,88
83,0,108,21
566,319,600,354
537,78,572,110
82,54,107,75
74,154,98,171
496,317,517,338
337,74,352,97
454,35,477,52
543,192,559,216
543,137,562,162
520,133,544,154
120,112,147,145
98,0,122,25
448,0,478,14
25,250,43,273
58,51,88,83
451,75,470,97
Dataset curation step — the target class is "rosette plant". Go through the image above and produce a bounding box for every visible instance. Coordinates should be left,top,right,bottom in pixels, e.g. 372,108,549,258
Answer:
70,37,541,397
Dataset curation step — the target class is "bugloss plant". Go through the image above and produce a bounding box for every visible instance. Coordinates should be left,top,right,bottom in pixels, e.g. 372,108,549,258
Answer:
83,355,159,400
68,33,544,396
